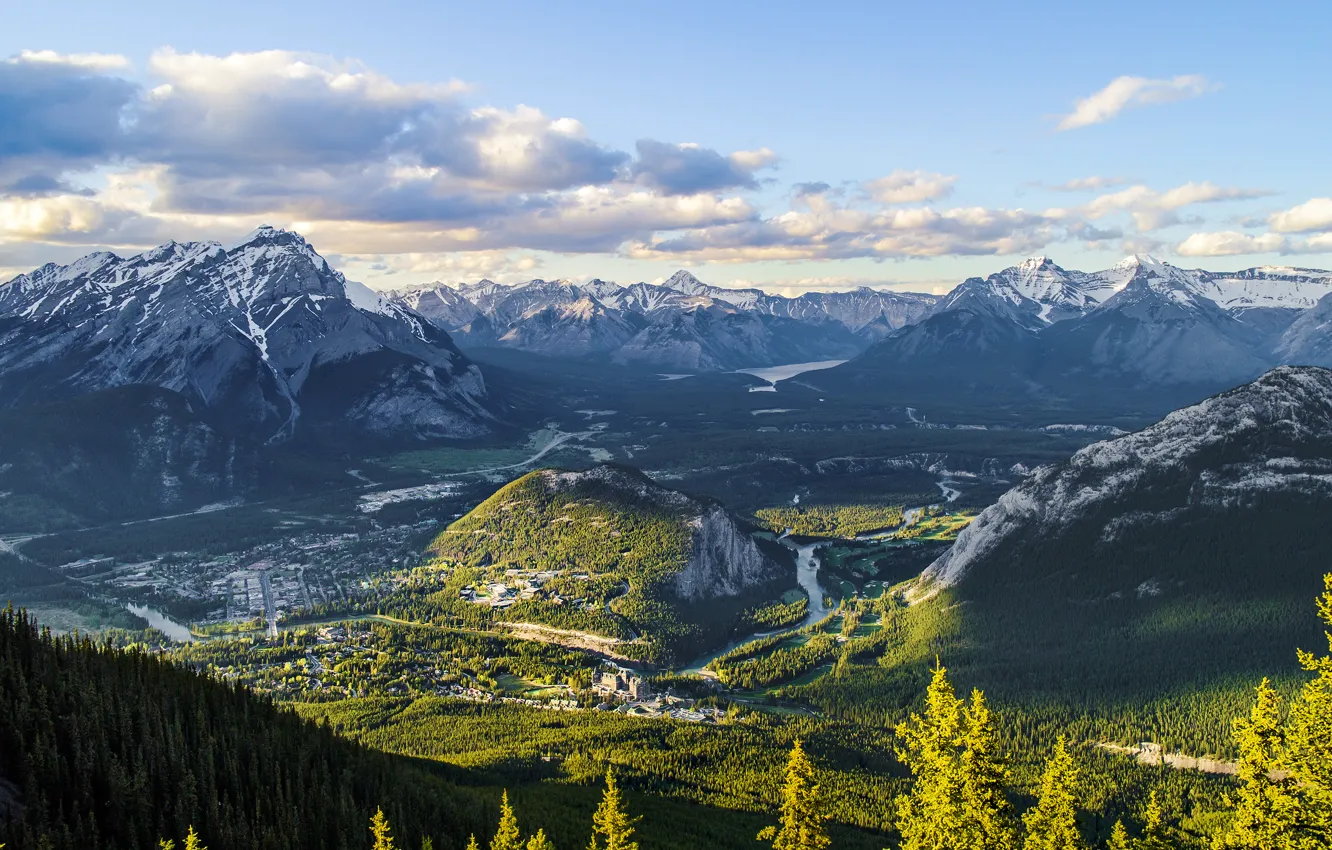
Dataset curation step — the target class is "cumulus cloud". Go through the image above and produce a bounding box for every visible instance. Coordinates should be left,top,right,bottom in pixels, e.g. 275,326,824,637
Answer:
1268,198,1332,234
1046,181,1271,231
1056,74,1216,131
1175,230,1288,257
630,140,776,195
627,191,1058,263
865,169,955,204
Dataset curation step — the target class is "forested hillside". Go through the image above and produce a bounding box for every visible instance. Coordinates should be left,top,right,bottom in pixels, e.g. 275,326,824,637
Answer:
0,607,487,850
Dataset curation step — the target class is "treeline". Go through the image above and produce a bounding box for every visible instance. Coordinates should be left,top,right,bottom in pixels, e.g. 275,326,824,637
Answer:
754,504,905,539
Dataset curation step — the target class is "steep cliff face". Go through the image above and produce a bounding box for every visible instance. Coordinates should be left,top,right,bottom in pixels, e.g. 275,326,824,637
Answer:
673,505,786,601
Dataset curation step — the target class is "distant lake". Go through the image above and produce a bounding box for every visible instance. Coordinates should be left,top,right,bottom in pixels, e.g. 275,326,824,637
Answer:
127,604,197,643
734,359,847,390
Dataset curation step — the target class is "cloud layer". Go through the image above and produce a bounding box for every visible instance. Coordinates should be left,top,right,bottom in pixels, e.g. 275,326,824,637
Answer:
0,49,1322,285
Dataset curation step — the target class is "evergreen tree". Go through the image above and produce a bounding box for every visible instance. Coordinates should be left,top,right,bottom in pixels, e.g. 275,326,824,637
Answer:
757,739,830,850
422,839,434,850
894,663,966,850
959,689,1017,849
1021,737,1084,850
526,829,555,850
591,769,639,850
184,826,207,850
1284,573,1332,845
1107,821,1130,850
491,791,522,850
1213,679,1314,849
371,808,396,850
1136,792,1173,850
896,663,1015,850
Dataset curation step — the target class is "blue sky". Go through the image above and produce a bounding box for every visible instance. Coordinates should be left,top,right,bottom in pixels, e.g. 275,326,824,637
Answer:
3,0,1330,293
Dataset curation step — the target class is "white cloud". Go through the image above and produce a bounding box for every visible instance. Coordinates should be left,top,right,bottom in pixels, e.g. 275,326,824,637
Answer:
1175,231,1288,257
865,170,956,204
1047,181,1271,231
1269,198,1332,234
1056,74,1216,131
11,50,130,71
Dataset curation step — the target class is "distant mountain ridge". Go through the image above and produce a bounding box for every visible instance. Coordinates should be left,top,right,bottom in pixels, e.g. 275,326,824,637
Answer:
817,254,1332,415
390,270,935,369
0,226,496,445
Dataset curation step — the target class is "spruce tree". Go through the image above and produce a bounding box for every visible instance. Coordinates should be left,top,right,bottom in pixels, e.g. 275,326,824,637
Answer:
422,839,435,850
1021,737,1084,850
591,769,639,850
491,791,522,850
1285,573,1332,845
959,689,1017,849
1136,792,1173,850
894,663,966,850
371,808,396,850
1213,679,1313,849
1107,821,1130,850
757,739,830,850
526,829,555,850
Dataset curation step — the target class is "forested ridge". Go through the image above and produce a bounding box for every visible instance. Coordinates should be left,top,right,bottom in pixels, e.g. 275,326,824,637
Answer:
0,606,490,850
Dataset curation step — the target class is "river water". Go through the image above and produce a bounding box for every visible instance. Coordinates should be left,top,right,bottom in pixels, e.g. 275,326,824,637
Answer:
679,540,826,674
127,604,197,643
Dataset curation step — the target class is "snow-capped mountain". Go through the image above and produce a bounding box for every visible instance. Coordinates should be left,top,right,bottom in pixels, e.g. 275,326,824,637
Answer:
820,254,1332,411
388,270,935,368
917,365,1332,597
0,227,494,444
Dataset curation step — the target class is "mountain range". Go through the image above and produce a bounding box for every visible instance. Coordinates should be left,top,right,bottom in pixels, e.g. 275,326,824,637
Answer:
817,254,1332,416
0,226,496,446
391,270,935,370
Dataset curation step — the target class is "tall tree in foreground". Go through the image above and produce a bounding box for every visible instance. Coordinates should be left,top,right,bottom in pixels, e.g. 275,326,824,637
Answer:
960,689,1018,849
894,663,965,850
371,808,396,850
1285,573,1332,844
1107,821,1130,850
1213,679,1311,849
895,663,1016,850
491,791,522,850
757,739,830,850
1136,792,1173,850
589,769,639,850
1021,737,1084,850
184,826,207,850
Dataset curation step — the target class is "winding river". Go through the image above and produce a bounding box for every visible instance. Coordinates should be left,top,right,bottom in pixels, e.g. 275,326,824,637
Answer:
679,540,827,674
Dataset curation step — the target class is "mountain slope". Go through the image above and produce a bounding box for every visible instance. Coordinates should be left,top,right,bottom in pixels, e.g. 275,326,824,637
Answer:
0,227,495,445
428,464,794,663
0,385,347,531
0,607,489,850
873,366,1332,754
